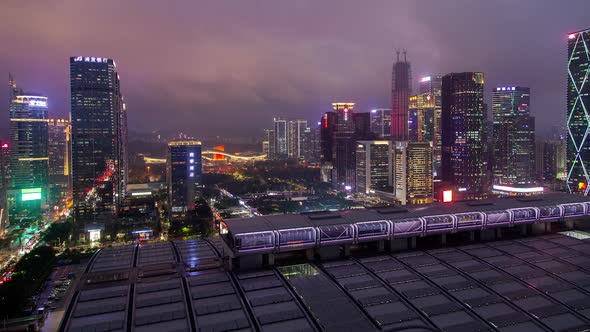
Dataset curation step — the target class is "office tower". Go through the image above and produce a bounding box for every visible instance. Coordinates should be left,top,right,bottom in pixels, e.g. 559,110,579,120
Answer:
48,118,71,205
303,125,320,163
8,75,48,215
370,108,392,139
391,50,411,141
353,112,373,138
542,140,566,181
441,72,486,199
320,111,337,182
288,119,308,160
273,118,288,158
567,28,590,194
393,141,433,205
332,102,357,189
492,86,536,187
0,142,8,233
264,129,275,157
418,75,443,178
355,141,392,194
70,56,128,222
408,93,435,142
167,140,202,222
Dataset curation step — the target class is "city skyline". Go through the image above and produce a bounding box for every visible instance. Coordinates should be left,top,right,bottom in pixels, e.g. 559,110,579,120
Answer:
1,1,589,139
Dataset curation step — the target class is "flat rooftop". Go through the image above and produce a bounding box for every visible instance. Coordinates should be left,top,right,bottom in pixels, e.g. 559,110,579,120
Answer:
59,230,590,331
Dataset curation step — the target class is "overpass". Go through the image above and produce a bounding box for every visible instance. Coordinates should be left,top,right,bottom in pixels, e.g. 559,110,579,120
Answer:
143,150,266,164
221,193,590,269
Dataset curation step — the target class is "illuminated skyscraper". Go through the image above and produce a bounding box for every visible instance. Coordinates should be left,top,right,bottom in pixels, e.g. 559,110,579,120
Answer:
355,141,392,194
332,102,357,189
48,118,71,205
567,28,590,194
70,56,128,222
391,50,411,141
370,108,391,139
264,128,275,157
418,75,443,178
492,86,535,187
288,119,308,160
0,142,9,233
8,75,48,215
273,117,288,158
441,72,486,199
167,140,202,222
393,141,433,205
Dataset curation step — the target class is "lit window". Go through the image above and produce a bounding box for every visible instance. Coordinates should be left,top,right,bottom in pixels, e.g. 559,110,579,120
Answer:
189,159,194,163
189,152,194,157
189,166,194,170
189,172,194,177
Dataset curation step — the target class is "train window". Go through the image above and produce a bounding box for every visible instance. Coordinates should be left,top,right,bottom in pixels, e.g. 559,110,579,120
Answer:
235,231,274,250
538,206,560,218
485,211,510,224
455,213,483,223
319,225,353,242
562,203,585,216
357,221,388,238
512,208,537,221
393,218,422,236
424,215,453,227
279,228,315,246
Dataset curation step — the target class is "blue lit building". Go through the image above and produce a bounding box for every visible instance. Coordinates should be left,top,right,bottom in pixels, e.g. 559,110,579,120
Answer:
567,28,590,194
167,140,202,222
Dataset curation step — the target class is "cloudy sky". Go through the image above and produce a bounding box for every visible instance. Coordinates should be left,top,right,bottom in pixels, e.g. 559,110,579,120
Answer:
1,0,588,139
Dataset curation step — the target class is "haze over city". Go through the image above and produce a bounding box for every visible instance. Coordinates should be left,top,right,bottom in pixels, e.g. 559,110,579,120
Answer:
1,0,589,139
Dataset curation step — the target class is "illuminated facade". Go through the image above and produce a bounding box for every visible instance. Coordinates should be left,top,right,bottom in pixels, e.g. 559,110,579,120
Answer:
332,103,357,189
355,141,392,194
441,72,486,199
391,51,411,141
408,93,435,142
0,142,8,233
418,75,443,178
70,56,128,222
8,75,48,215
567,28,590,194
273,117,288,158
48,118,71,205
264,128,274,157
167,140,202,222
370,108,391,139
492,86,536,186
393,141,433,205
288,119,308,160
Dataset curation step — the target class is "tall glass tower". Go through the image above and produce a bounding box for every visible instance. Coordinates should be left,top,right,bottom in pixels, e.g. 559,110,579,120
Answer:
167,140,202,222
441,72,486,199
492,86,535,187
567,28,590,194
391,50,411,141
70,56,127,222
8,75,48,216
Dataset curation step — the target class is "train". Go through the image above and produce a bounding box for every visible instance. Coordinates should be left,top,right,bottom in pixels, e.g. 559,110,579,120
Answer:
225,202,590,254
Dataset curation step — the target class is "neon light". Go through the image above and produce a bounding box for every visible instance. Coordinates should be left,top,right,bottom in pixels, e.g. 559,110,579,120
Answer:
569,33,577,39
492,185,544,193
131,191,152,196
442,190,453,203
29,100,47,107
458,187,467,192
22,192,41,201
371,109,377,113
18,157,48,161
21,188,41,194
420,76,431,82
131,230,152,234
1,143,8,149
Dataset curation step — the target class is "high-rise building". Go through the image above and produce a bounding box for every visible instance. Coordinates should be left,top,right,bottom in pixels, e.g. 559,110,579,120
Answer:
70,56,128,222
370,108,391,139
0,142,9,234
264,128,275,157
391,50,411,141
441,72,487,199
288,119,308,160
418,75,443,178
567,28,590,194
408,93,435,142
541,139,567,181
273,118,288,158
8,75,49,216
492,86,536,187
332,102,357,189
48,118,71,205
355,141,392,194
320,111,337,182
167,140,202,222
302,125,320,163
393,141,433,205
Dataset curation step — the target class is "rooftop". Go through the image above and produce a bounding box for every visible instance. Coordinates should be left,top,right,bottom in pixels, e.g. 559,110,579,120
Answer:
59,229,590,331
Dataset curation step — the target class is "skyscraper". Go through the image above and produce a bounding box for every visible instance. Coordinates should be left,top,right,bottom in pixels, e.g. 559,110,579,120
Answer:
264,128,275,157
391,50,411,141
332,102,357,189
408,93,435,142
302,125,320,163
48,118,71,205
370,108,391,139
167,140,202,222
355,141,392,194
70,56,127,222
8,75,48,215
273,117,288,158
0,142,9,234
288,119,308,160
567,28,590,194
441,72,486,199
393,141,433,205
320,111,337,182
418,75,443,178
492,86,536,187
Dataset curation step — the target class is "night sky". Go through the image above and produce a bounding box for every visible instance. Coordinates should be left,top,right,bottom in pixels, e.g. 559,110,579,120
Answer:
1,0,589,140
